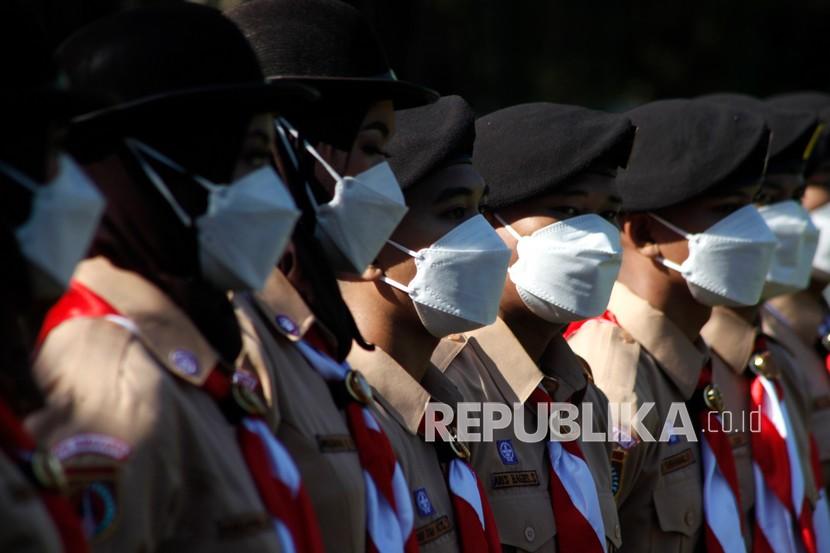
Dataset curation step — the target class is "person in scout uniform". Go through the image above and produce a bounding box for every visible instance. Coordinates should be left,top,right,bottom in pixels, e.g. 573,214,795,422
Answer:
429,102,635,552
228,1,437,551
27,5,323,551
763,92,830,494
567,98,775,553
341,95,511,553
699,92,830,551
0,2,101,550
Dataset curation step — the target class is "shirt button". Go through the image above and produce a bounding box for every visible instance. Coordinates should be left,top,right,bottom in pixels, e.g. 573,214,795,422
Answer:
684,510,695,526
524,526,536,543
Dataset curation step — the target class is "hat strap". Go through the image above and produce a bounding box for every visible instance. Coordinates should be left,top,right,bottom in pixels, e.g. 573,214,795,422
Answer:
0,159,40,192
125,138,195,227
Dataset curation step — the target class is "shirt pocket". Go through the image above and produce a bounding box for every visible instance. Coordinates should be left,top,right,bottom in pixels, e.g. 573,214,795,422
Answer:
489,491,556,552
652,469,703,538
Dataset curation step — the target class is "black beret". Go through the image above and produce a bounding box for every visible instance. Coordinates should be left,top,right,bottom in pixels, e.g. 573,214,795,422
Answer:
618,98,769,212
387,95,476,190
473,102,635,209
699,93,818,171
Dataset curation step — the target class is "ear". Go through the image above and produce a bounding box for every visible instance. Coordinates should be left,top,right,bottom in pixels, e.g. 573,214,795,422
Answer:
622,213,661,258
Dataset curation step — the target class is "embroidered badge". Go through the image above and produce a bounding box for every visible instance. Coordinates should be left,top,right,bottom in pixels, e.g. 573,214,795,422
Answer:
413,488,434,517
610,447,626,497
53,434,131,462
169,349,199,376
54,434,130,540
612,425,640,450
415,515,451,544
275,315,300,337
497,439,518,465
660,448,695,475
491,470,539,489
668,434,685,445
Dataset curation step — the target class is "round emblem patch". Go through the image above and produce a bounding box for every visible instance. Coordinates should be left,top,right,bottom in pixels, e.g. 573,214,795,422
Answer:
169,349,199,376
275,315,299,337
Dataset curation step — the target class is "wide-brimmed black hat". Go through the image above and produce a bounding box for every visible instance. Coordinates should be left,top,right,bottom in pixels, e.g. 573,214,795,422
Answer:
58,3,318,140
699,92,818,174
226,0,437,109
766,91,830,177
387,95,476,190
473,103,636,209
619,98,769,212
0,1,101,121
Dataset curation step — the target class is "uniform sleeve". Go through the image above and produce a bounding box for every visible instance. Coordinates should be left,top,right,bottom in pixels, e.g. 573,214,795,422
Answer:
27,318,184,552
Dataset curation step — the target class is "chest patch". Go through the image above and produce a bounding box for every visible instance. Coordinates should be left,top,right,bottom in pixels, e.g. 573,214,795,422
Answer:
413,487,435,517
661,448,695,475
415,515,452,545
497,439,519,465
491,470,540,489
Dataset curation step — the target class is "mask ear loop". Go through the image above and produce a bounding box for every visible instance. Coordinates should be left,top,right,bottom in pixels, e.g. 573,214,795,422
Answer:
277,117,344,210
376,239,423,294
493,212,524,242
125,138,195,227
647,212,693,273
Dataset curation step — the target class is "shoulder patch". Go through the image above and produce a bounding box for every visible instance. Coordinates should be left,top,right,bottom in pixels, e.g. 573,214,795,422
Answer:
53,433,130,540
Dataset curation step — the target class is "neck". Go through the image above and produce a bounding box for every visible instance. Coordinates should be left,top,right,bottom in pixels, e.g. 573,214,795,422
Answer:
730,304,760,326
618,255,711,342
501,307,563,364
342,282,438,382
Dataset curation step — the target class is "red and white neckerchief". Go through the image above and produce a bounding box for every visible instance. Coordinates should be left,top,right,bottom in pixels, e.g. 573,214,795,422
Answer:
0,397,89,552
690,362,748,553
527,384,606,553
419,410,501,552
39,280,324,553
292,339,418,553
748,336,816,553
809,435,830,553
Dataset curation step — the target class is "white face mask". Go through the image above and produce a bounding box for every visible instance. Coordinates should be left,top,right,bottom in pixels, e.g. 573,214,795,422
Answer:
380,214,511,338
1,154,105,298
810,202,830,278
757,200,819,299
277,119,408,274
495,213,623,323
128,139,300,292
650,205,777,307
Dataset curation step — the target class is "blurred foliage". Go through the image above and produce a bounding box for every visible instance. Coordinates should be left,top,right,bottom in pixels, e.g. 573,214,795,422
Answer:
29,0,830,114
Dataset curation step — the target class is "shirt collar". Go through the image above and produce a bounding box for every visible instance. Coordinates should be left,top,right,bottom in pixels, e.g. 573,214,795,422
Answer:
700,306,757,374
74,256,219,385
250,268,316,342
349,343,462,435
541,334,589,402
465,317,544,403
608,282,708,399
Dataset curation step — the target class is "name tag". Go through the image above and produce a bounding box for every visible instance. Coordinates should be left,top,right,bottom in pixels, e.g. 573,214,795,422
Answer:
491,470,540,489
216,512,271,540
416,515,452,544
661,448,694,475
728,433,749,449
316,434,356,453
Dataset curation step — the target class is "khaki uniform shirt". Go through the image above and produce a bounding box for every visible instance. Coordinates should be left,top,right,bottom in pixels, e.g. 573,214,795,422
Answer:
233,269,367,553
0,451,62,552
703,306,819,517
766,293,830,489
430,318,622,552
348,344,462,552
27,257,281,552
567,282,704,553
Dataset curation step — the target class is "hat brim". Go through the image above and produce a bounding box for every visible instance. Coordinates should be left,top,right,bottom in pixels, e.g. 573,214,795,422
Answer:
268,75,439,110
0,87,106,122
70,80,319,137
